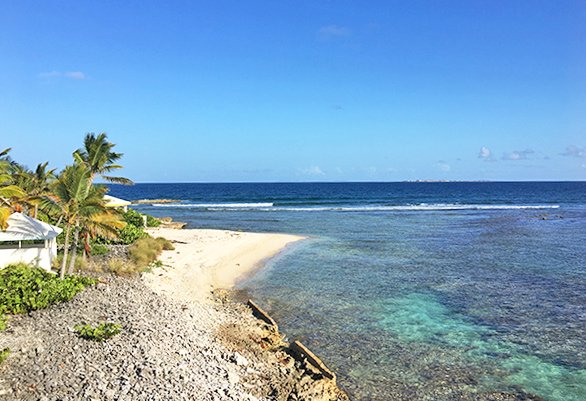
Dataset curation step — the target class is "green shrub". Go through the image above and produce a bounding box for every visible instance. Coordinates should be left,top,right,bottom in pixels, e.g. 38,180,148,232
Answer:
74,322,122,341
123,208,160,228
0,263,96,315
90,243,110,256
0,308,6,331
0,348,9,364
95,206,163,245
146,214,161,227
118,223,148,244
123,209,144,227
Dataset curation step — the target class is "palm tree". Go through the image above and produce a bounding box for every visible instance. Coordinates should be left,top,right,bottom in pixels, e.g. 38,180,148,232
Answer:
11,162,56,218
48,164,126,278
73,133,133,185
0,148,26,229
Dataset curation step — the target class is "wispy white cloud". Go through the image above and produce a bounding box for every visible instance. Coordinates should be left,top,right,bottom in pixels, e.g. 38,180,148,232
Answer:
478,146,494,161
38,70,87,80
436,160,451,172
502,149,534,161
300,166,326,176
318,25,351,40
561,145,586,158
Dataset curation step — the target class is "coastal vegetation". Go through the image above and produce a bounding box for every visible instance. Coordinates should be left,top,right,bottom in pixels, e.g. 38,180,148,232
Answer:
74,322,122,341
0,347,9,364
129,236,174,268
0,133,166,329
0,263,96,329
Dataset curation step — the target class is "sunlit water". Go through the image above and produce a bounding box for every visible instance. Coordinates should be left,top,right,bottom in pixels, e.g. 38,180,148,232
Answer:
111,182,586,400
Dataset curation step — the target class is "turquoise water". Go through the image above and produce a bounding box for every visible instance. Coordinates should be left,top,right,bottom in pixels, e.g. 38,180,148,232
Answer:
111,182,586,400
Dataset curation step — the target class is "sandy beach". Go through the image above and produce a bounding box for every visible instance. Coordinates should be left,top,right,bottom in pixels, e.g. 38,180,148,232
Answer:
143,227,305,302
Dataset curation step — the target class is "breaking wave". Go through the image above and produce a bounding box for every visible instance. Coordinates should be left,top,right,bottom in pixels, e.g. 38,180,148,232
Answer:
152,203,560,212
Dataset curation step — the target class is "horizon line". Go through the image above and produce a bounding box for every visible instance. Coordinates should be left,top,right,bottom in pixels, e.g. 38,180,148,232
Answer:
103,179,586,185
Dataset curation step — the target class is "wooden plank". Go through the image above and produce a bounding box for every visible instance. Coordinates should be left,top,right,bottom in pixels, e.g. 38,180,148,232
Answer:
289,340,336,382
247,299,279,332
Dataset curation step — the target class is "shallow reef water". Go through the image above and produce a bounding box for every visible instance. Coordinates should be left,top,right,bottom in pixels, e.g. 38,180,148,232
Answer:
112,182,586,401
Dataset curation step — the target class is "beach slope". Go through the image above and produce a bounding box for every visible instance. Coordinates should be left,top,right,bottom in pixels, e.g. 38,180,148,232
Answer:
143,227,304,301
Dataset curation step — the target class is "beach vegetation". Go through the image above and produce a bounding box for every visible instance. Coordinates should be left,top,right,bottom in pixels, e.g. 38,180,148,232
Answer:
104,258,138,276
117,223,149,244
129,236,174,268
146,214,161,227
53,253,88,272
0,264,96,328
90,243,110,256
74,322,122,341
122,208,144,226
2,133,134,278
0,348,9,364
45,164,126,278
122,208,161,228
0,308,6,331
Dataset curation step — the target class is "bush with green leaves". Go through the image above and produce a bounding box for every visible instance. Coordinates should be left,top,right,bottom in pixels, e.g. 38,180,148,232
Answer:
145,214,160,227
123,209,144,227
90,242,110,256
74,322,122,341
0,308,6,331
94,209,162,246
0,263,96,316
117,223,148,244
123,208,160,228
0,348,9,364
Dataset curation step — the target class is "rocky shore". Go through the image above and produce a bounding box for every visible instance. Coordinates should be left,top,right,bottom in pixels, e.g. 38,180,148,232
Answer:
0,275,348,401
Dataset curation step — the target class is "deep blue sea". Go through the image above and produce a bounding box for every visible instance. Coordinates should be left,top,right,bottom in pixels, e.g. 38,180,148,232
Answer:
109,182,586,401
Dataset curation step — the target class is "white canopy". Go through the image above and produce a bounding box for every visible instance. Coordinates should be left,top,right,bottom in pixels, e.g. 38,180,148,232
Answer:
0,213,63,242
104,195,131,208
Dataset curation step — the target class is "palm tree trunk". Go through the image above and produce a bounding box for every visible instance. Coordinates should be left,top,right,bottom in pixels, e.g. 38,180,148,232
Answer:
83,233,91,261
60,224,71,279
68,225,80,274
33,204,38,219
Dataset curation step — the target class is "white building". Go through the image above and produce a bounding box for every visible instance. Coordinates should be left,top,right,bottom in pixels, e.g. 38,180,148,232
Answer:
0,213,63,271
104,195,131,212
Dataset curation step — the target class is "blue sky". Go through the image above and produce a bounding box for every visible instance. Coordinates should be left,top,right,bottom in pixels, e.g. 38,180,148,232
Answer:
1,1,585,182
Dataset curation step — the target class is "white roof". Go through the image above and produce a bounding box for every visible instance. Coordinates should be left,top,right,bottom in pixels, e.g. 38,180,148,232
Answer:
0,213,63,242
104,195,131,207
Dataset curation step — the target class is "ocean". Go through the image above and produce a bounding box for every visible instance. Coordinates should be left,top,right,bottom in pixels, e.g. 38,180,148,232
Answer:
109,182,586,401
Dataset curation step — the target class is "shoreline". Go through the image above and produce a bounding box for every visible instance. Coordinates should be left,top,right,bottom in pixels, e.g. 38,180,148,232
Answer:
143,227,305,302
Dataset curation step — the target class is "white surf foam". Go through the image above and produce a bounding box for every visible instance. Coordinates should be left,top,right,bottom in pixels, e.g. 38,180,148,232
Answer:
272,204,560,212
152,202,274,208
152,202,559,212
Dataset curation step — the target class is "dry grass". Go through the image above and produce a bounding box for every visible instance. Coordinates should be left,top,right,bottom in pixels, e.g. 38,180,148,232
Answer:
104,258,144,276
53,254,88,272
128,236,174,268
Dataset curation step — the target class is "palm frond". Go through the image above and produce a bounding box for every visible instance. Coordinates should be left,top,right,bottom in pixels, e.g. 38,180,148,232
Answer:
0,207,12,230
0,184,26,198
103,176,134,185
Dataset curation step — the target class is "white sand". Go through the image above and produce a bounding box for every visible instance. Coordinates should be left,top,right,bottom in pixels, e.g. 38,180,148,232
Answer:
142,228,304,303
